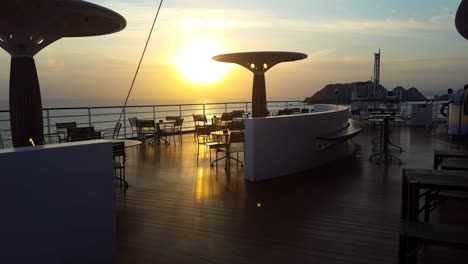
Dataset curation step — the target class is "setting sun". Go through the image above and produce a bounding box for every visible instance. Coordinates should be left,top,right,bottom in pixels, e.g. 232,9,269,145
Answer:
173,39,233,85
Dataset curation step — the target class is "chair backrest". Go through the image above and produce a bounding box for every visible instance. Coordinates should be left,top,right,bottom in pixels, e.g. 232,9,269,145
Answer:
67,126,94,135
135,119,155,129
290,108,300,114
232,110,245,118
67,127,96,142
221,113,234,122
174,118,184,129
193,114,207,126
195,126,209,141
0,132,3,149
229,131,245,144
300,108,309,114
69,131,101,142
113,122,122,139
56,122,77,130
128,117,137,129
166,116,181,121
227,121,244,131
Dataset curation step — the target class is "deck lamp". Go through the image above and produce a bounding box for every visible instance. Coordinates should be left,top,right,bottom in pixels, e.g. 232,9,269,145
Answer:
456,0,468,40
0,0,126,147
213,52,307,118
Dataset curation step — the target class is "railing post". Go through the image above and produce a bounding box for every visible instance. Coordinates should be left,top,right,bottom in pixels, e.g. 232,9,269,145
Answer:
245,102,248,113
153,106,156,121
45,109,51,135
123,107,127,139
203,104,206,116
225,103,228,113
179,105,182,118
88,108,92,127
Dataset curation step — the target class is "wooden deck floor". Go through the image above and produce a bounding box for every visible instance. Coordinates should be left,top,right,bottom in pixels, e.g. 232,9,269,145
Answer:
115,127,468,264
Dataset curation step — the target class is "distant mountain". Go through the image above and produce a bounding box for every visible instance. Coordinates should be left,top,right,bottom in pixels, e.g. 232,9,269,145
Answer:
305,82,427,102
393,86,427,100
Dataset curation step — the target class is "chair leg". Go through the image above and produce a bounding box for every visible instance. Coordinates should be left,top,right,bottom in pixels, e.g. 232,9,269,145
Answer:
209,147,212,164
123,167,128,188
197,144,199,165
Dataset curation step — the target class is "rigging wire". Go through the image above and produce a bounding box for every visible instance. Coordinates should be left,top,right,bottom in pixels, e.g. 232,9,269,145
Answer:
116,0,164,126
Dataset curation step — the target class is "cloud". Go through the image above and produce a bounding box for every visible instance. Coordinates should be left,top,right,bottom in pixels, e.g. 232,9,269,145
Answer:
155,8,453,34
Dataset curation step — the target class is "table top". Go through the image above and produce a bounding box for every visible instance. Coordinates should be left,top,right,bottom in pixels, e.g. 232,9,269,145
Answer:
213,51,308,73
0,1,126,57
106,139,142,148
155,120,175,124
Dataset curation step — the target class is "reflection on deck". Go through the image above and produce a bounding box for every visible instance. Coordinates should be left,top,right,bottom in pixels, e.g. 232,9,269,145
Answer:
116,127,468,263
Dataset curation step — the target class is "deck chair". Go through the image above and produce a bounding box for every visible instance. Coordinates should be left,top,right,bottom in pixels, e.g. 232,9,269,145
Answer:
220,112,234,128
135,119,156,144
169,118,184,143
227,120,244,131
232,110,245,120
195,125,226,165
128,117,138,138
68,127,101,142
217,130,245,168
56,122,77,142
193,114,208,139
112,142,127,188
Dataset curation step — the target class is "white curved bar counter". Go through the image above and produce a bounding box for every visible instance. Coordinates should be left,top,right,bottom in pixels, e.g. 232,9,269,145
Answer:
244,104,353,181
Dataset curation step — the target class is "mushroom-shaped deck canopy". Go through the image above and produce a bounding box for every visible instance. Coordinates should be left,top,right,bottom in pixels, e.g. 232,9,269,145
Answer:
213,51,307,74
213,51,307,118
0,0,127,56
456,0,468,40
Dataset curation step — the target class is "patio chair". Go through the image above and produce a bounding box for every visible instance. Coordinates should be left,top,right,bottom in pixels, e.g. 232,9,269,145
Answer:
290,108,300,114
135,119,156,144
193,114,208,139
55,121,77,142
193,114,207,126
217,130,245,168
232,110,245,120
220,112,234,128
155,121,172,145
102,122,122,139
227,120,244,131
112,142,127,188
128,117,138,138
68,127,101,142
195,125,226,165
170,118,184,143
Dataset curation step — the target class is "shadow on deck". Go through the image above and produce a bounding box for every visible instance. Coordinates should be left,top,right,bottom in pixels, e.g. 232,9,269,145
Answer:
116,127,468,264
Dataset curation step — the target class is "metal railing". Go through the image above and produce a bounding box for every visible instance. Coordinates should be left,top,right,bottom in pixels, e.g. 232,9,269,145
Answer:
306,98,447,126
0,99,448,148
0,100,310,148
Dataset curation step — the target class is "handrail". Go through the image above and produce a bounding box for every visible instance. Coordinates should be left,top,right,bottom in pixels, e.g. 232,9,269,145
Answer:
0,100,309,147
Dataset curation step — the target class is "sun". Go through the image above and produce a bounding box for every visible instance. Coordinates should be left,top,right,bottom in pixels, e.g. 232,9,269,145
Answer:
173,39,232,85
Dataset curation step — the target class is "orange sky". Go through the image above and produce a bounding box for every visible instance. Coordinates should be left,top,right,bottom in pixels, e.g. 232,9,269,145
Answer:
0,0,467,107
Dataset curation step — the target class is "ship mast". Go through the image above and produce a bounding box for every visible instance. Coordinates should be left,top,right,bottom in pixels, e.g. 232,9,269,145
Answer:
373,49,381,103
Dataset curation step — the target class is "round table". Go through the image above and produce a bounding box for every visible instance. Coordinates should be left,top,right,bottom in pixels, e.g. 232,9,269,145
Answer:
106,139,142,148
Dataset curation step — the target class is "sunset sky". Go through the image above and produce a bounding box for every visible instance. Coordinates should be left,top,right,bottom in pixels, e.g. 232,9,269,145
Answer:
0,0,467,107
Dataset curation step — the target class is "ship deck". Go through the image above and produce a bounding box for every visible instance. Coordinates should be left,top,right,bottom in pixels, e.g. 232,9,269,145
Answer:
115,126,468,264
